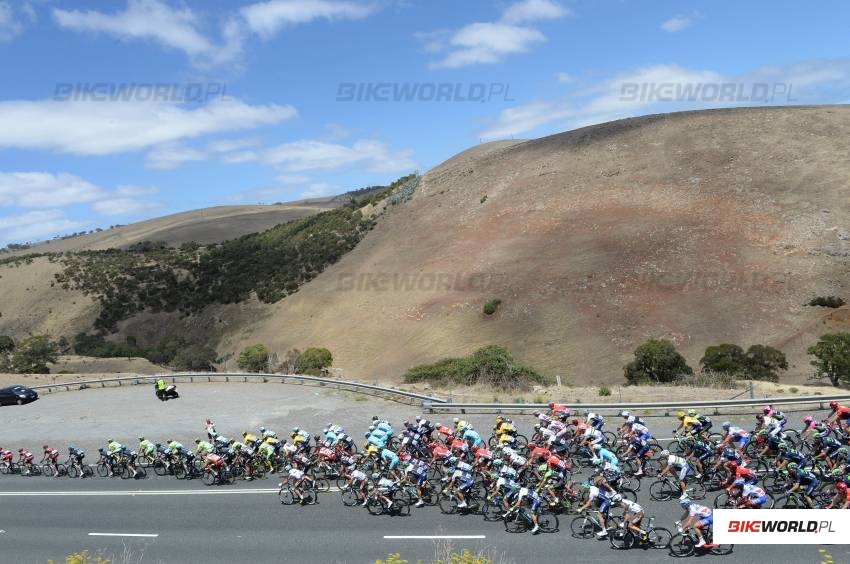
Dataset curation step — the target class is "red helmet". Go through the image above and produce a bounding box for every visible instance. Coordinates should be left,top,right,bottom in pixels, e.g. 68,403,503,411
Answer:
838,482,848,491
830,401,839,409
727,461,738,469
571,418,579,426
548,402,555,408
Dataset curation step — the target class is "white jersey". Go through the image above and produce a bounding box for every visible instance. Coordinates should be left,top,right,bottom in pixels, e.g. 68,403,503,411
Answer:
621,499,643,514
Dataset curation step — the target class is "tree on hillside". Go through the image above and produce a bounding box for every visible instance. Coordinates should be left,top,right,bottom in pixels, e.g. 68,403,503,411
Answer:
295,347,333,375
0,335,15,354
808,333,850,387
700,344,747,375
237,344,270,373
624,339,693,384
10,335,59,374
745,345,788,382
172,344,218,372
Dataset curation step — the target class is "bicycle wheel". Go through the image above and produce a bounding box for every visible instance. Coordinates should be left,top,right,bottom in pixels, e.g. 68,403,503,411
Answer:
515,435,528,448
618,487,637,502
67,464,80,478
438,492,458,515
483,499,503,522
153,460,167,477
504,512,527,533
135,466,147,479
649,479,674,501
367,497,385,515
711,543,734,555
686,481,707,500
314,478,331,493
42,464,55,477
570,515,596,539
649,527,672,549
341,489,362,507
776,494,803,509
278,487,295,505
301,488,317,505
609,528,633,550
668,533,694,557
96,463,110,478
202,470,217,487
538,510,559,533
173,464,186,479
714,492,733,509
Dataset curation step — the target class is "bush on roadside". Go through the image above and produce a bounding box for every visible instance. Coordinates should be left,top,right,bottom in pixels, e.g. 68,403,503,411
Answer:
807,296,845,308
237,343,270,373
404,345,552,390
483,298,502,315
295,347,333,375
624,339,693,385
598,386,612,396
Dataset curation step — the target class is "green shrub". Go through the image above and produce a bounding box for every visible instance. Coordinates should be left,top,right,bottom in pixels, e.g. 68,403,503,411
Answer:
808,332,850,386
295,347,333,375
237,344,270,372
624,339,693,384
790,386,799,393
598,386,612,396
483,298,502,315
808,296,846,308
404,345,552,390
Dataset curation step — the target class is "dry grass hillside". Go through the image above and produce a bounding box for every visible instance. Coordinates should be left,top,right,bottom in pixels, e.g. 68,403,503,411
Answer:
221,106,850,384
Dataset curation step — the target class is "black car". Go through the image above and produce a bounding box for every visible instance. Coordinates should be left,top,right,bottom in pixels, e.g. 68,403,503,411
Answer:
0,385,39,406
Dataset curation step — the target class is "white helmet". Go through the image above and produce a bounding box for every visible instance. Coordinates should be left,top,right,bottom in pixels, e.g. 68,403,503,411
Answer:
659,450,670,458
620,411,630,418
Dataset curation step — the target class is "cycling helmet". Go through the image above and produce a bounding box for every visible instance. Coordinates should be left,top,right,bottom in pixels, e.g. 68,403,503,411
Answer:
687,409,697,417
758,429,769,437
679,498,693,508
611,493,623,503
803,415,813,424
447,456,458,465
762,405,771,414
241,431,248,437
322,428,328,434
533,424,541,430
722,421,731,430
830,401,839,410
292,427,300,433
17,448,23,453
755,414,764,421
42,444,48,450
839,447,849,456
532,410,541,417
676,410,684,419
592,444,602,451
453,418,460,424
787,462,799,472
402,419,409,426
777,441,789,451
194,438,201,444
684,437,695,447
107,438,113,443
728,461,738,470
284,465,292,472
579,482,591,491
371,472,381,480
592,458,602,466
620,410,630,418
571,418,579,426
837,482,848,491
137,436,145,441
368,425,376,431
659,450,670,458
155,443,161,448
363,432,370,438
415,415,422,422
493,459,504,467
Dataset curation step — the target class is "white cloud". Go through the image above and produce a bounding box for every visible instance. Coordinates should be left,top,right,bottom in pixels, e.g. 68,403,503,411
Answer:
0,98,297,156
479,59,850,140
301,182,338,198
93,198,163,216
419,0,567,69
146,143,207,170
555,72,574,84
661,15,693,32
274,174,312,184
262,139,415,173
502,0,569,24
241,0,377,38
0,1,25,42
221,151,259,164
208,137,261,152
53,0,243,66
116,185,159,197
0,210,83,245
0,172,104,208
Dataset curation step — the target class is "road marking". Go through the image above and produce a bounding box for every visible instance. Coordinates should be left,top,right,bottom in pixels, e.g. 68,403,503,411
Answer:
0,488,279,496
383,535,486,540
88,533,159,538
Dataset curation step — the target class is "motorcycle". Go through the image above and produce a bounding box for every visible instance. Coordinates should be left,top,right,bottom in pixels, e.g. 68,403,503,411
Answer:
155,383,180,401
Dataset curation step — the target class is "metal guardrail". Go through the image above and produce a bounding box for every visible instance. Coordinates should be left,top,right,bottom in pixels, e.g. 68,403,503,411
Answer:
28,373,850,415
30,372,446,407
422,393,850,415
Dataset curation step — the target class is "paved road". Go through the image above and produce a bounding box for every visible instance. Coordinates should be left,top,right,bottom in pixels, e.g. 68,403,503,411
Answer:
0,383,845,563
0,477,840,564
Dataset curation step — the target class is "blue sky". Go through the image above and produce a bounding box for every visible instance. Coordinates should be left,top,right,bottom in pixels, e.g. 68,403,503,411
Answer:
0,0,848,245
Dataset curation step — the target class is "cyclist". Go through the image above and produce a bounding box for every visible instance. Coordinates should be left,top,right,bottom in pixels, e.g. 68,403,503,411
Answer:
674,410,701,437
462,425,483,448
756,429,783,458
508,486,543,534
370,471,398,511
586,412,605,431
677,498,712,548
736,483,768,509
242,431,259,449
826,401,850,431
724,461,758,488
446,456,476,509
137,436,156,463
787,463,818,508
618,498,648,542
802,415,830,440
17,448,35,475
68,445,86,479
404,456,431,507
41,445,61,478
106,439,126,476
591,444,619,473
204,418,216,441
577,483,617,538
775,441,805,473
290,427,311,451
827,481,850,509
194,438,213,457
203,450,225,478
682,436,713,477
658,450,691,496
259,426,278,441
378,447,401,479
719,422,749,455
286,462,313,505
814,434,843,469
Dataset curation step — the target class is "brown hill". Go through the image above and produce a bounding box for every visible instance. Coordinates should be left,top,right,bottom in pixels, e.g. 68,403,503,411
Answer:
3,106,850,385
220,106,850,384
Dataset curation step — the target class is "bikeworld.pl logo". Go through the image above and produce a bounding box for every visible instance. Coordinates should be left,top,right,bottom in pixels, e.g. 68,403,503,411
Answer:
715,509,849,544
727,520,834,533
336,83,514,103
